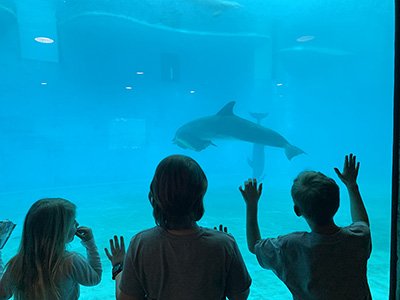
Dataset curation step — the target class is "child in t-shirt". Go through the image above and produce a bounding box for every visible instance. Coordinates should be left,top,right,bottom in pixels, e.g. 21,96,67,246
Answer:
106,154,251,300
240,153,371,300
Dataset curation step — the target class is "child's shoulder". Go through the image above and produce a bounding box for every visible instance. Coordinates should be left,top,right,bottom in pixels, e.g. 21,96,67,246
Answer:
259,230,310,248
129,226,162,241
64,251,93,270
278,230,311,244
62,251,81,268
347,221,369,228
202,227,235,240
64,251,82,261
342,222,370,237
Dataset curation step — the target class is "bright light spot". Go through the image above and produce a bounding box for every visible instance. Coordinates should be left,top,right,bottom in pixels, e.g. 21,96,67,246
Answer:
277,83,283,86
296,36,315,42
136,72,144,75
190,91,195,94
126,86,132,90
35,37,54,44
41,82,47,85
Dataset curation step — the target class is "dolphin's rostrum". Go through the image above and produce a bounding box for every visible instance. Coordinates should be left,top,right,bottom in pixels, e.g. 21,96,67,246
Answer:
174,102,305,160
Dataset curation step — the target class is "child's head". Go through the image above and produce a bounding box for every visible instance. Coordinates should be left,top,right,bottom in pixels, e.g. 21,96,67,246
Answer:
149,154,207,230
9,198,76,299
291,171,339,226
22,198,77,255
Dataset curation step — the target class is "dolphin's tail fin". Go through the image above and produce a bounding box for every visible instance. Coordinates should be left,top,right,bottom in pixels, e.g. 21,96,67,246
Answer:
249,112,269,124
285,144,306,160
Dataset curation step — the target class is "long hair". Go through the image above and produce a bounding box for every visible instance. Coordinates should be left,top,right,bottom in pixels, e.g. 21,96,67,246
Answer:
149,155,207,230
6,198,76,300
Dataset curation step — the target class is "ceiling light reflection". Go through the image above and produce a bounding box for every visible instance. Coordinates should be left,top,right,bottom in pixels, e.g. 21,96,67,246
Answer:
35,37,54,44
296,36,315,42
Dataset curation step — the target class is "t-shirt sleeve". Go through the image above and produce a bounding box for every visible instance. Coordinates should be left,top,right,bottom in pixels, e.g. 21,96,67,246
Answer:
70,239,102,286
119,237,146,298
349,221,370,234
224,239,252,299
349,221,372,257
254,237,285,276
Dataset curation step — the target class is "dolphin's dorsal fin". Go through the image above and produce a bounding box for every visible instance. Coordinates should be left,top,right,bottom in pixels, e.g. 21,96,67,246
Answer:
216,101,236,116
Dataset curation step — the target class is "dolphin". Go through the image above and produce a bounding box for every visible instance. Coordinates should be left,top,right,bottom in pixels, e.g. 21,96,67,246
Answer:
247,112,269,179
173,102,306,160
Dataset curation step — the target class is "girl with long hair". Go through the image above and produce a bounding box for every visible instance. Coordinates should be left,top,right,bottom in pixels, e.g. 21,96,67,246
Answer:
0,198,102,300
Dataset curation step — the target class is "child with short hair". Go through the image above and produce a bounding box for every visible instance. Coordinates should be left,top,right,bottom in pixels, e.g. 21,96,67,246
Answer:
240,154,371,300
106,154,251,300
0,198,102,300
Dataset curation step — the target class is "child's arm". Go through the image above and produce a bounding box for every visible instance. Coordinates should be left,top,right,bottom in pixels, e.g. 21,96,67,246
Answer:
74,226,102,285
334,154,369,226
105,236,143,300
239,178,263,254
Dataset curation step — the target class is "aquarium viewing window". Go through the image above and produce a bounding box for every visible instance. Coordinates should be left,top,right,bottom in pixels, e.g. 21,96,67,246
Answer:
0,0,397,299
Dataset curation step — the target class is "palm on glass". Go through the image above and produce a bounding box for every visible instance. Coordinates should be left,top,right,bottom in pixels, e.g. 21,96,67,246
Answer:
105,235,126,267
239,178,263,206
334,153,360,187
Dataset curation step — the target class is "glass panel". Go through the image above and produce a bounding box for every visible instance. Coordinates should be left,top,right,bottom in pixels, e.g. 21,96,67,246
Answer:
0,0,394,299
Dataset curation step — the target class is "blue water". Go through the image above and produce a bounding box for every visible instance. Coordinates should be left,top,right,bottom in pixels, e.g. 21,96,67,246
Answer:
0,0,394,299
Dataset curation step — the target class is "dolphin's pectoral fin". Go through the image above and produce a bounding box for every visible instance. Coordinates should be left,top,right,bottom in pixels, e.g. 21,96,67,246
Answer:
191,139,216,151
285,144,306,160
216,101,236,116
174,136,216,151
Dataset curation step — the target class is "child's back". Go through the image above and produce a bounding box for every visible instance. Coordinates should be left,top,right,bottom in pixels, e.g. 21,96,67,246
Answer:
255,221,371,299
106,154,251,300
240,154,372,300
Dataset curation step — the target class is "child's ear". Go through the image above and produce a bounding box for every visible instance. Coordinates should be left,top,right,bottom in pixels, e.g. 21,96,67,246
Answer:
294,205,302,217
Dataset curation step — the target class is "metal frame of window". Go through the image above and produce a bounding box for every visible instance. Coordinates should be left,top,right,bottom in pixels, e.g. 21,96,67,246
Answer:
390,1,400,299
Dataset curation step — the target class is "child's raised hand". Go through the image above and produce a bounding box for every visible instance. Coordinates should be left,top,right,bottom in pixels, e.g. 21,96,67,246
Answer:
334,153,360,187
76,226,94,242
105,235,125,266
239,178,263,206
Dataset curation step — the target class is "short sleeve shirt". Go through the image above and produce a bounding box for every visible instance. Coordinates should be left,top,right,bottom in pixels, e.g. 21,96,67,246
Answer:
120,226,251,300
254,222,372,300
